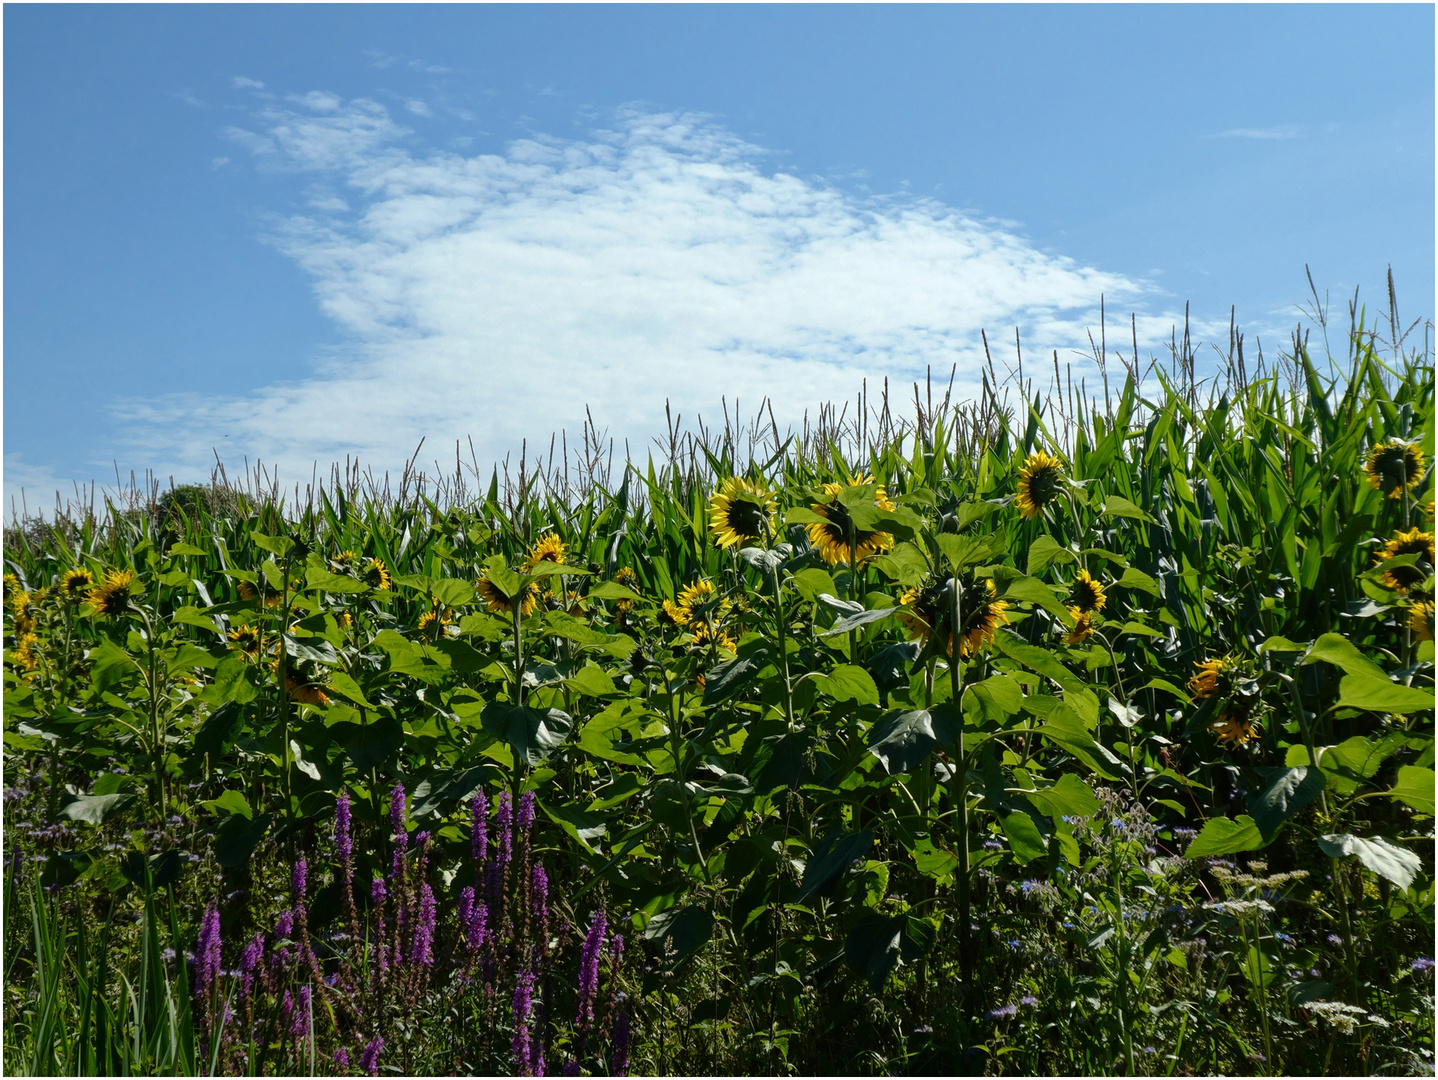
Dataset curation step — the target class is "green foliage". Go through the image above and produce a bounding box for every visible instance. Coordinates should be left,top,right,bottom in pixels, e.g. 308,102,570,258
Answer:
3,305,1434,1076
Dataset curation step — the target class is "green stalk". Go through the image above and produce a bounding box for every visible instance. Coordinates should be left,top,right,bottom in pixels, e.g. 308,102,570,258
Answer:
947,575,972,984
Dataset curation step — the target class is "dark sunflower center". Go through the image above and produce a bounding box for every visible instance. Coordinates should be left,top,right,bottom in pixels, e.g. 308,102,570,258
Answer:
726,498,766,538
1027,466,1062,505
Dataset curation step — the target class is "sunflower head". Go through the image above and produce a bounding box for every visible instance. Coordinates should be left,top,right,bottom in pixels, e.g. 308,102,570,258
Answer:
360,558,392,591
1408,596,1435,642
1210,702,1261,750
675,580,731,629
708,477,777,549
11,632,40,673
1376,528,1436,593
1015,451,1066,520
1364,439,1426,499
61,567,95,601
1063,607,1095,645
1068,569,1107,613
417,602,454,640
227,623,265,661
2,572,19,602
524,533,567,571
477,571,539,618
807,475,897,567
1187,655,1237,701
658,599,688,627
690,620,738,655
898,573,1009,659
87,569,134,617
330,550,358,573
612,567,640,616
337,610,354,631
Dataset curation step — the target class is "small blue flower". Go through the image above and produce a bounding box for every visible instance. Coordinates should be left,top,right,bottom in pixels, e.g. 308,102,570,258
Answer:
989,1004,1018,1020
1413,957,1435,974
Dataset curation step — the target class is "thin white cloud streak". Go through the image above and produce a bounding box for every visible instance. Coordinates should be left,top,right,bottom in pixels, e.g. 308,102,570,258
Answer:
116,97,1208,489
1205,125,1302,140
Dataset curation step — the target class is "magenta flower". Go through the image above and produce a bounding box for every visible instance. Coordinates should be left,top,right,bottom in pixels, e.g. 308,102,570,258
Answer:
414,882,437,968
512,968,535,1075
471,790,488,864
195,902,222,998
576,909,608,1030
335,792,353,865
360,1035,384,1076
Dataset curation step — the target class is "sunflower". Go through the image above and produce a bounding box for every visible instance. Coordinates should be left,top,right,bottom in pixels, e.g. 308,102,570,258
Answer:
360,558,392,591
1376,528,1435,593
1015,451,1066,520
11,632,40,672
61,567,95,601
675,580,731,628
690,620,738,655
1364,439,1426,500
524,533,567,571
1063,607,1094,645
658,599,688,627
238,579,286,608
1068,569,1107,613
1210,703,1261,749
612,567,640,616
708,477,777,549
898,573,1009,659
336,610,354,631
227,623,265,661
1187,655,1237,701
477,571,540,618
272,657,330,707
86,569,134,617
12,603,35,636
1408,592,1434,642
8,587,29,616
807,475,897,567
2,572,19,602
417,602,454,640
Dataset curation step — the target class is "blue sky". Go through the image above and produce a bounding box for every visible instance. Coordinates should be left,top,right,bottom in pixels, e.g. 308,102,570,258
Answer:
5,4,1433,516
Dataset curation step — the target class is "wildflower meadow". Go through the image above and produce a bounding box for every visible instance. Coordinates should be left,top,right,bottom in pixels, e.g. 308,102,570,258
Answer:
3,301,1434,1076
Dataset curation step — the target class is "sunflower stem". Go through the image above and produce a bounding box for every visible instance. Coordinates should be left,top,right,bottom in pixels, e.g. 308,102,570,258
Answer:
947,573,972,985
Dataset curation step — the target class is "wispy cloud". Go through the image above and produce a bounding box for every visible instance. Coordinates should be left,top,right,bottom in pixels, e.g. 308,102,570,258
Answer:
232,76,266,90
112,93,1204,489
1205,125,1302,140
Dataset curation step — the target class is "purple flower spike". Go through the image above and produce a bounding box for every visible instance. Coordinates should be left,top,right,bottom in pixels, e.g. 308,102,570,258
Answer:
414,882,437,968
333,1047,351,1071
518,789,536,831
292,858,308,902
275,910,294,940
279,988,294,1032
512,969,535,1075
459,885,475,934
336,792,353,865
239,931,264,1002
468,899,488,952
360,1035,384,1076
496,792,513,866
576,909,608,1030
471,790,488,864
290,985,311,1039
195,903,222,998
390,784,407,851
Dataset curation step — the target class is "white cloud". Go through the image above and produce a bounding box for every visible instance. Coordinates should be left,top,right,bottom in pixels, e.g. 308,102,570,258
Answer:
405,100,433,118
232,76,266,90
212,156,231,170
1205,125,1302,140
115,96,1215,488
